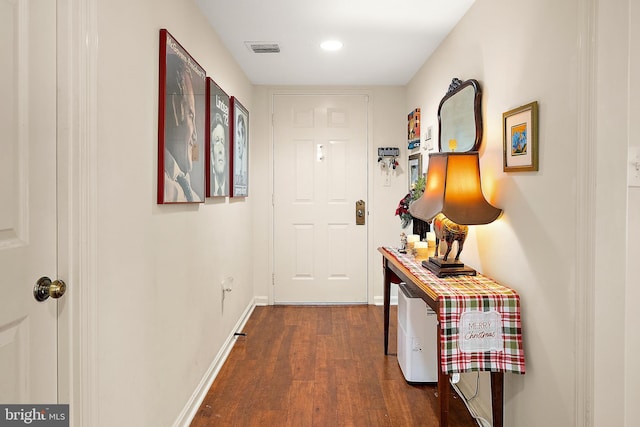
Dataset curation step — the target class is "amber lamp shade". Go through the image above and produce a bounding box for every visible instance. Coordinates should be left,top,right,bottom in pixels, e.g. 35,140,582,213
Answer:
409,152,501,277
409,152,502,225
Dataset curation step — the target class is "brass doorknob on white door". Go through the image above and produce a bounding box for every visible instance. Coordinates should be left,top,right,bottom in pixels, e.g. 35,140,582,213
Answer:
33,277,67,302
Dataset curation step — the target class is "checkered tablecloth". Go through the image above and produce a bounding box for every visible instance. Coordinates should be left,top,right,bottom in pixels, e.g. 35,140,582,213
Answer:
381,247,525,375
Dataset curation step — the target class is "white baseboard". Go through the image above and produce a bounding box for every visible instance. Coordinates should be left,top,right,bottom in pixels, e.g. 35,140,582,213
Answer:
254,295,395,306
172,299,257,427
253,295,269,306
373,295,398,306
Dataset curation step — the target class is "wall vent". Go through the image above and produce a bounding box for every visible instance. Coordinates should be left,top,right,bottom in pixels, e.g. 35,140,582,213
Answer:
245,42,280,54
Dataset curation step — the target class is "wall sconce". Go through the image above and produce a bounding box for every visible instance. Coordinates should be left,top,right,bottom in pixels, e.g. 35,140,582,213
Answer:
409,152,502,277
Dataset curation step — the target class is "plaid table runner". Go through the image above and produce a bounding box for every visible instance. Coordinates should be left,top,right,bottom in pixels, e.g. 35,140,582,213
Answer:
381,247,525,375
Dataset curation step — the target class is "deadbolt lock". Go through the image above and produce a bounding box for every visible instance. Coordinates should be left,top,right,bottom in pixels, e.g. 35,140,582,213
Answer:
356,200,366,225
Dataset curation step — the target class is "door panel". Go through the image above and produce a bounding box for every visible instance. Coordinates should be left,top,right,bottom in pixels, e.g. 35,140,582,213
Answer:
0,0,58,403
273,94,368,303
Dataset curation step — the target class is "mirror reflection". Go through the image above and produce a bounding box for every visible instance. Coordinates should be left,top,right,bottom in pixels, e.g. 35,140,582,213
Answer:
438,78,482,152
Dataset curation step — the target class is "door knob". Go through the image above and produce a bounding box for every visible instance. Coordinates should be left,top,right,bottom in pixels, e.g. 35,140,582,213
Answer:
33,277,67,302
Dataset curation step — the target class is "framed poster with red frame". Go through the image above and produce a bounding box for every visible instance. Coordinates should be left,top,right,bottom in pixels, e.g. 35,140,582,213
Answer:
157,29,206,204
206,78,230,197
229,97,249,197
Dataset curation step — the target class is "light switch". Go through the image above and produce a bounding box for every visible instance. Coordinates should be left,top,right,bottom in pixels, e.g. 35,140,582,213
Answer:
629,147,640,187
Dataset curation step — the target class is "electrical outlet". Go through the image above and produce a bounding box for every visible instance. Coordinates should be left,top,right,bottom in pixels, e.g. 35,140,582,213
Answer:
629,147,640,187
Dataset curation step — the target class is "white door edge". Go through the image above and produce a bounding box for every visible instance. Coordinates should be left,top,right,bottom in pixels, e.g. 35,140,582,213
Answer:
56,0,100,424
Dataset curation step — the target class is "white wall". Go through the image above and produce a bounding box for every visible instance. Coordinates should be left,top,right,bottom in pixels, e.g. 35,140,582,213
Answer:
406,0,636,426
594,0,630,425
96,0,254,425
251,86,409,304
407,0,596,425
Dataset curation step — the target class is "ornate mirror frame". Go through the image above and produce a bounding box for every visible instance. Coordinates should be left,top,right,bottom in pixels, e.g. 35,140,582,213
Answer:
438,78,483,152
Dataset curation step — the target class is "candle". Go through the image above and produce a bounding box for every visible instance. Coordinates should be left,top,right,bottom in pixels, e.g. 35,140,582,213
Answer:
449,139,457,151
426,232,436,248
414,241,429,259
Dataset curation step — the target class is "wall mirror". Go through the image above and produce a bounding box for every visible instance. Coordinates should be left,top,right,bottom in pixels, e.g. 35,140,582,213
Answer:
438,78,483,152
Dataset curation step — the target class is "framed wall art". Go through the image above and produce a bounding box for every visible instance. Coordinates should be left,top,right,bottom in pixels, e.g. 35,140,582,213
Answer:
503,101,539,172
408,108,421,149
408,153,422,191
206,78,230,197
230,97,249,197
157,29,207,203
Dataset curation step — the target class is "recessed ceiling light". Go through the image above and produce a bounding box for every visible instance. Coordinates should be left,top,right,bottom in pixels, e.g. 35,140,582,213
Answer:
320,40,343,51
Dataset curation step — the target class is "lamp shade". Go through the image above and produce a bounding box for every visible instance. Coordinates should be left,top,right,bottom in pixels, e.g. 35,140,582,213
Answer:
409,152,502,225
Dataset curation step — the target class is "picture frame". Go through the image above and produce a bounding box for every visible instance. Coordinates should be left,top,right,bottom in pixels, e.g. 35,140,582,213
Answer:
206,78,230,197
408,153,422,191
157,29,207,203
503,101,538,172
230,97,249,197
408,108,421,149
407,108,420,150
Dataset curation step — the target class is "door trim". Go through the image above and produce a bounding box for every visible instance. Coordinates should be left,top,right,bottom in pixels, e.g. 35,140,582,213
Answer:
574,0,596,425
57,0,99,424
268,89,373,305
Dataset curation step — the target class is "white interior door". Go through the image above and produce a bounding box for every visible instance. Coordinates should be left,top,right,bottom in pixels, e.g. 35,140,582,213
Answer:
0,0,59,403
273,94,368,303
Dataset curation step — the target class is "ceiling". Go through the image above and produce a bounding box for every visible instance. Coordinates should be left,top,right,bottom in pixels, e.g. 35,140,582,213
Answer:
195,0,475,86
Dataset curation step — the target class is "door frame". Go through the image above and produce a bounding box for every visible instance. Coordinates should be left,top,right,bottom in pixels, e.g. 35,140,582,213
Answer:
56,0,99,424
268,89,374,305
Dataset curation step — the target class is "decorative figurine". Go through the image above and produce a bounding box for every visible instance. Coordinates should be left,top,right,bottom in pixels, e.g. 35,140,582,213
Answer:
433,213,468,261
399,232,407,253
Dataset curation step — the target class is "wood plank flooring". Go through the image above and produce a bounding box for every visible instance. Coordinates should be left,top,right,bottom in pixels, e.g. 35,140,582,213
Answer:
191,305,478,427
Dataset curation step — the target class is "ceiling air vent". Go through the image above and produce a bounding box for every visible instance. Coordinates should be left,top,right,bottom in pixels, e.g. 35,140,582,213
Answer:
245,42,280,54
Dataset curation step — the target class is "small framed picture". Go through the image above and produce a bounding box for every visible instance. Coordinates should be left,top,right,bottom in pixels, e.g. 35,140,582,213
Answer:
230,97,249,197
408,108,421,149
503,101,538,172
206,78,230,197
408,153,422,191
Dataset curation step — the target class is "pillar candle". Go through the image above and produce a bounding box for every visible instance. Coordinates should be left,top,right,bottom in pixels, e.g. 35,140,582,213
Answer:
413,241,429,259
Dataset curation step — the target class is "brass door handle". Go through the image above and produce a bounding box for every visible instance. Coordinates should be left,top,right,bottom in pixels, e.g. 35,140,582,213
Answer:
33,277,67,302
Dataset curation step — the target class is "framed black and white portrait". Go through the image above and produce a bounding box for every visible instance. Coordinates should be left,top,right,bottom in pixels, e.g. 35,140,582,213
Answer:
206,78,230,197
230,97,249,197
157,29,206,204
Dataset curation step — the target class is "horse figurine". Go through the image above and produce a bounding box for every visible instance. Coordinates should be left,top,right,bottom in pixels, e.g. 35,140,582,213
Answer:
433,213,468,261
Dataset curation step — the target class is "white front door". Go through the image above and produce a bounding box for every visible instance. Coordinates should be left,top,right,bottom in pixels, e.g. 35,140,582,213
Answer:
273,94,368,303
0,0,59,403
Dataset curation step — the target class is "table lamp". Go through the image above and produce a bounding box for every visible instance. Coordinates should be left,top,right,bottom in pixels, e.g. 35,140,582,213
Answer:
408,152,502,277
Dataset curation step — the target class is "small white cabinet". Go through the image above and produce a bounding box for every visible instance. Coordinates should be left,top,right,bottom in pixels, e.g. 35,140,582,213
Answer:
397,283,438,383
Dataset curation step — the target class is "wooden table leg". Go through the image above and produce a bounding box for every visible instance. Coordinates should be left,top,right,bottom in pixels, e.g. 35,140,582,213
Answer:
383,262,391,355
491,372,504,427
437,324,449,427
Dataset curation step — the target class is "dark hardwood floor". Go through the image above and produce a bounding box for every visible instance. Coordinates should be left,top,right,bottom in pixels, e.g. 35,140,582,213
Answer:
191,305,478,426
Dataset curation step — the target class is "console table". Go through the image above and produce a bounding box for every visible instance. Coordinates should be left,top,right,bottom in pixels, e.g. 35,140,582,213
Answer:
379,247,525,427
